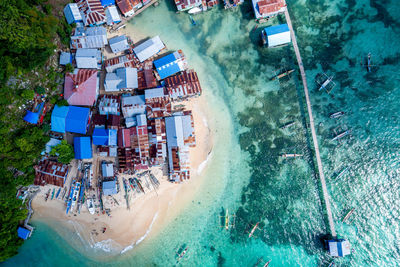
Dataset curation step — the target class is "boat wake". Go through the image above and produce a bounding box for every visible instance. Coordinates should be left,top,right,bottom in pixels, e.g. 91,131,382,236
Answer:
120,212,159,254
197,151,213,175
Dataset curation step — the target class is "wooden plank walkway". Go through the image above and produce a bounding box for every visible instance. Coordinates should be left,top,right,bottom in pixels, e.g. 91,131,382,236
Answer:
284,8,337,238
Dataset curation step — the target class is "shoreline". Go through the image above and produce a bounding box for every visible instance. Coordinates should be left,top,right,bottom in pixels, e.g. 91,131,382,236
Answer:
30,94,214,257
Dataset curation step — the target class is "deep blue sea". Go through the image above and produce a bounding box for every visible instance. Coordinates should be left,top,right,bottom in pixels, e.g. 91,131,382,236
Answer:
4,0,400,266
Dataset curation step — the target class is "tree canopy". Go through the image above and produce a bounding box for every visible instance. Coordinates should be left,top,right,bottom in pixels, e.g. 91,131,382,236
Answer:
50,140,74,164
0,0,59,261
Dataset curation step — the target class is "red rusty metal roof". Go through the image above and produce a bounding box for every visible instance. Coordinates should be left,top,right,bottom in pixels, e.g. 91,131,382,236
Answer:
34,160,69,187
258,0,285,15
76,0,106,25
164,70,202,99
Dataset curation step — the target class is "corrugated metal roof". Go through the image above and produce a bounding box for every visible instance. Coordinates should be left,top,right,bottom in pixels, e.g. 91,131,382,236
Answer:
71,26,107,49
64,69,99,106
100,0,115,7
136,114,147,126
18,227,31,240
103,180,117,195
145,87,165,99
133,36,165,62
60,52,72,65
105,5,121,25
76,0,106,26
93,128,109,145
154,51,186,79
64,3,83,24
74,136,92,159
265,24,289,35
109,35,129,53
121,95,146,117
76,49,101,69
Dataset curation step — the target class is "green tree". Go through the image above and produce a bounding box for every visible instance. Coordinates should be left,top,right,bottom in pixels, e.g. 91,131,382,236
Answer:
64,63,74,74
20,89,35,100
35,86,45,95
50,140,74,164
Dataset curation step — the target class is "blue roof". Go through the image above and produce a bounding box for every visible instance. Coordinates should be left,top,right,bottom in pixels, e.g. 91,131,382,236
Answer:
74,137,92,159
92,128,109,145
66,106,90,134
51,105,69,133
264,24,289,36
100,0,115,7
17,227,31,240
154,53,182,80
24,110,39,124
63,3,82,24
103,180,117,195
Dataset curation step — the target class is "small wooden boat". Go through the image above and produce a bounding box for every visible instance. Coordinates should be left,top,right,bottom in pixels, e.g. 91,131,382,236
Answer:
271,69,294,80
189,15,196,26
55,188,61,199
280,121,296,129
175,244,188,262
248,222,259,238
264,260,271,267
332,130,350,141
51,188,55,200
330,111,345,119
281,153,303,159
342,208,355,223
135,178,145,194
45,189,51,202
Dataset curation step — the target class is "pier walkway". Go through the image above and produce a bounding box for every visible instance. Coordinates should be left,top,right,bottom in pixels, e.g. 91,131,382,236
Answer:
284,8,337,238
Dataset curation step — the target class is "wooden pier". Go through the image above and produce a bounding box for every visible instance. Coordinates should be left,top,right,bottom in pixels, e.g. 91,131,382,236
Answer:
284,8,337,238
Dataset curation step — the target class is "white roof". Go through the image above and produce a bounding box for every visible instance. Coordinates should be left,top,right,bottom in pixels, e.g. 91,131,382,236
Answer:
109,35,129,54
267,31,291,47
75,49,100,69
102,163,114,177
136,114,147,126
133,36,165,62
105,5,121,25
121,95,146,117
104,73,122,92
145,87,165,99
104,67,138,91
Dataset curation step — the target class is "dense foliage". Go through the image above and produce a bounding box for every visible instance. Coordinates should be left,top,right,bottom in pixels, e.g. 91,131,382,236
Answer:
50,140,74,164
0,0,59,261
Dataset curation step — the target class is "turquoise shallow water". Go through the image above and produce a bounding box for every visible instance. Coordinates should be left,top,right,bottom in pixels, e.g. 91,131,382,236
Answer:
4,0,400,266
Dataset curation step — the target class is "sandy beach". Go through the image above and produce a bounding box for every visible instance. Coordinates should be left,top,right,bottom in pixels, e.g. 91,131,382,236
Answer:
31,94,214,255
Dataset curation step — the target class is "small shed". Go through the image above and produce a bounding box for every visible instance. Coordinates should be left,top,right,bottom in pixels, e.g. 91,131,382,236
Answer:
262,24,291,47
74,136,92,159
76,49,101,69
105,5,121,25
51,105,69,133
60,52,72,65
64,3,83,24
328,239,351,257
17,227,32,240
65,106,90,134
133,36,165,62
102,163,114,177
109,35,130,54
102,180,117,195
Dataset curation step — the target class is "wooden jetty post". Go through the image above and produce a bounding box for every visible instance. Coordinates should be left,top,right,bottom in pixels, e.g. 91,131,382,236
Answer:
284,7,337,238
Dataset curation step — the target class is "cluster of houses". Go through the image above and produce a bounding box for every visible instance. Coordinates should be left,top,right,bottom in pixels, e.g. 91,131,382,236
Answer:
29,7,202,188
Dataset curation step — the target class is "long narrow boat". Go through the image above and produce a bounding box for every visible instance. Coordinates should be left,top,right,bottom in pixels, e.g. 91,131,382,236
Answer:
330,111,345,119
135,178,145,194
281,153,303,159
332,130,350,141
248,222,259,238
87,198,95,215
55,188,61,199
342,208,355,223
51,188,55,200
66,181,75,215
271,69,294,80
71,182,80,211
264,260,271,267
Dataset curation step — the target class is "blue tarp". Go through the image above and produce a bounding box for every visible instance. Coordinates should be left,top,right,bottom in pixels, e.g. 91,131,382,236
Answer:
17,227,31,240
154,53,181,80
66,106,90,134
100,0,115,7
103,180,117,195
51,105,69,133
264,24,289,36
74,137,92,159
92,128,109,145
24,110,39,124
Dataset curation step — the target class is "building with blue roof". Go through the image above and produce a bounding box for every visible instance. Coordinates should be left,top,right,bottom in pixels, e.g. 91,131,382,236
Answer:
92,129,117,146
154,51,187,80
24,110,40,124
102,180,117,195
74,137,92,159
261,24,291,47
17,227,32,240
64,3,83,24
51,105,69,133
100,0,115,7
65,106,90,134
327,239,351,257
60,52,72,65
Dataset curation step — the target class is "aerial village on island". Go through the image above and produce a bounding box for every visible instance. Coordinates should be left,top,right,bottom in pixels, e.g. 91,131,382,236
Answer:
15,0,350,260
